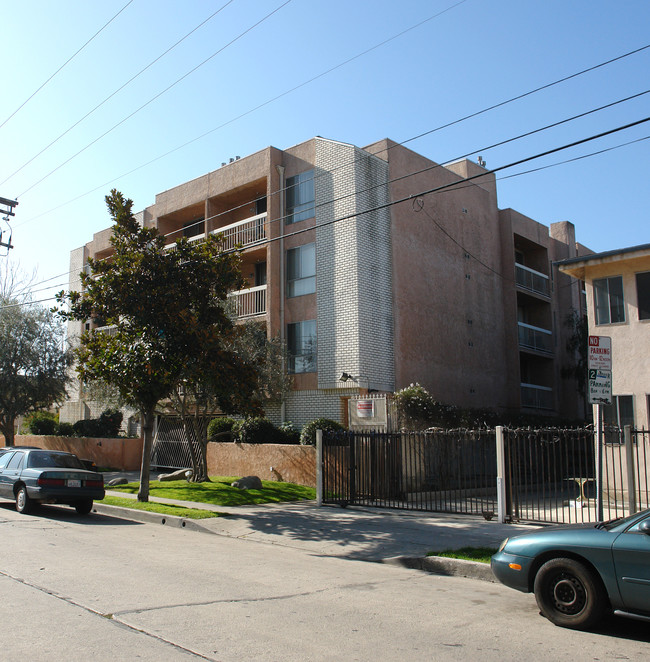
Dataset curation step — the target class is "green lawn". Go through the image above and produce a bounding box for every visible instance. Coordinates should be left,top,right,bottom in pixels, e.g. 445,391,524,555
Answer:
107,477,316,507
427,546,498,564
101,495,224,519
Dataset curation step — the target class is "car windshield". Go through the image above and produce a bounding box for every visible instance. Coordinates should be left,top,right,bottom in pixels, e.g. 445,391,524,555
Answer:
597,508,650,531
26,452,85,469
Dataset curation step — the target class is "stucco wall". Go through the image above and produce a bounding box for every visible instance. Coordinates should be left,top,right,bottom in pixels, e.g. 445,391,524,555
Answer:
207,442,316,487
3,435,144,471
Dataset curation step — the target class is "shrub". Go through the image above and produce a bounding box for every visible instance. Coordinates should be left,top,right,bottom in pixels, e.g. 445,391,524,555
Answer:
394,383,459,429
235,417,280,444
28,412,58,435
56,422,76,437
277,421,300,444
300,418,345,446
73,408,123,438
207,417,237,441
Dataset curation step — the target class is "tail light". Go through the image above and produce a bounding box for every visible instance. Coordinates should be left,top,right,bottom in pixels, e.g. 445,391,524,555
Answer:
85,479,104,488
38,477,65,487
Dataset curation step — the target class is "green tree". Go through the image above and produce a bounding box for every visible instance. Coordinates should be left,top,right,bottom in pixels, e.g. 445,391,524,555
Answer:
57,190,262,499
0,298,70,446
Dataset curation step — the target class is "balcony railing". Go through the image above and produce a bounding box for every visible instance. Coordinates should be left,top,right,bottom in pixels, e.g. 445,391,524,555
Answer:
518,322,553,354
164,212,267,252
228,285,267,318
521,383,554,410
515,263,549,297
94,324,118,337
211,212,267,251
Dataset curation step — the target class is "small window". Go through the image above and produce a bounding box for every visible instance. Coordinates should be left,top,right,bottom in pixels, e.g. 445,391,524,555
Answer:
0,452,15,469
636,272,650,320
286,171,315,224
287,244,316,297
603,395,634,428
594,276,625,325
287,320,317,374
6,452,24,470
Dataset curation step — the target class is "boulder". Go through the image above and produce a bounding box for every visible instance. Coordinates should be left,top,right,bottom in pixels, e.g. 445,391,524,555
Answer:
231,475,263,490
158,469,193,482
107,477,128,487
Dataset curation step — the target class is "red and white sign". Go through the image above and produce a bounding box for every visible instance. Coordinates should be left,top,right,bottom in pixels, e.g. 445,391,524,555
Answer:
356,400,374,418
588,335,612,371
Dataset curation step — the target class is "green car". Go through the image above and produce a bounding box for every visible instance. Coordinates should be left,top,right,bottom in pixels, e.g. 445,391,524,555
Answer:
491,508,650,629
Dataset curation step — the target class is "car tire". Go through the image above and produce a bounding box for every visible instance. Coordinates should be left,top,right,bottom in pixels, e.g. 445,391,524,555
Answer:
15,485,32,514
534,557,606,629
75,499,93,515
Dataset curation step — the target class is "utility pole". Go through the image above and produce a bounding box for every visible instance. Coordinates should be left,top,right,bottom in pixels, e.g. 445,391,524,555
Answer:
0,196,18,251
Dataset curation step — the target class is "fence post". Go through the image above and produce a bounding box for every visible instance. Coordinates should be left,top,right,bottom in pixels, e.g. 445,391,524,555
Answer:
496,426,506,523
316,429,323,507
624,425,636,515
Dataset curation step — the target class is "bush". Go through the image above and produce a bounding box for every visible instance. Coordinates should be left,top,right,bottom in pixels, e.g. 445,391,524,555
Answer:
300,418,345,446
73,408,123,438
394,383,459,429
28,413,58,435
277,421,300,444
234,417,280,444
56,422,76,437
207,417,237,441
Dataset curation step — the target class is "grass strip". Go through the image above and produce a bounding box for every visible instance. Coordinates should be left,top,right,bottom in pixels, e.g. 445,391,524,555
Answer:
109,477,316,506
427,546,498,564
100,495,224,519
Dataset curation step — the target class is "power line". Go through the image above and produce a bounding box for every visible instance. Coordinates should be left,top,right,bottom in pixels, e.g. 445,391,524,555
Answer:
0,0,237,187
15,39,650,231
16,0,293,199
0,1,135,132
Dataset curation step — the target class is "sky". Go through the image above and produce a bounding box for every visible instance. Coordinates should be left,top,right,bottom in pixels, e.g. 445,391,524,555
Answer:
1,0,648,305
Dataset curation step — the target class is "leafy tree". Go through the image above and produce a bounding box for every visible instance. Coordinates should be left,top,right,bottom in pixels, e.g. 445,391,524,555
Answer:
57,190,263,499
0,298,70,446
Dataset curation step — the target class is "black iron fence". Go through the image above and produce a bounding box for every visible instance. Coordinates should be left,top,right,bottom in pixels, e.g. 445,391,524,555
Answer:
321,426,650,525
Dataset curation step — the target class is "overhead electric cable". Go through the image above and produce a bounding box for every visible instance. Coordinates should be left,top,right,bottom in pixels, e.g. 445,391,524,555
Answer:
0,0,135,131
16,0,293,198
5,121,649,309
0,0,237,186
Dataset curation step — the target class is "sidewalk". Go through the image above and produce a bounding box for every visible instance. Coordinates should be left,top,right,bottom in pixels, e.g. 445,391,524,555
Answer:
95,472,542,581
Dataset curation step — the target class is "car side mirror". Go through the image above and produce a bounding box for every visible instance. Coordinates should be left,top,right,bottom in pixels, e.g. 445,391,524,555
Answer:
639,520,650,536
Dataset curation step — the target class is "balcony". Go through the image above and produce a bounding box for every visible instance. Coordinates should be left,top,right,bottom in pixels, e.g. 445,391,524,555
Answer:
521,383,553,410
94,325,118,337
228,285,267,319
518,322,553,354
515,263,549,297
164,213,267,252
211,212,266,251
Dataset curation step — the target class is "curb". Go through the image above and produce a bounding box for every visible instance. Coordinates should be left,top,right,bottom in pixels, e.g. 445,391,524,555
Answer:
383,555,496,582
92,503,218,535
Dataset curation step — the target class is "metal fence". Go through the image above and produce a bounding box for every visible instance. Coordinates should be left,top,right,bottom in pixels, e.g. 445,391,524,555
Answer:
150,416,207,470
321,426,650,525
322,429,498,516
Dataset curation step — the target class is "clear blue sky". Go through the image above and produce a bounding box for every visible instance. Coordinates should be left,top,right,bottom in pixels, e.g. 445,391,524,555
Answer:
2,0,648,303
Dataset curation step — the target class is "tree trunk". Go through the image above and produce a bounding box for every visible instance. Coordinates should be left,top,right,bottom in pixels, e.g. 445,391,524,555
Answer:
0,419,15,447
138,408,155,502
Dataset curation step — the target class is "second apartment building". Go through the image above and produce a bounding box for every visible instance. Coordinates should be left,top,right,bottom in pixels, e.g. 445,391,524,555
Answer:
63,136,591,427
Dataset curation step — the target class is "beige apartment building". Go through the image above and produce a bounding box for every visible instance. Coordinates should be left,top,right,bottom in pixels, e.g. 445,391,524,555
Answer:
62,136,591,429
559,244,650,430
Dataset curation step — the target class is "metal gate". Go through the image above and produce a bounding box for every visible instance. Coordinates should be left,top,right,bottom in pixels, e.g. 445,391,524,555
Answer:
322,426,650,524
322,429,498,516
150,416,207,470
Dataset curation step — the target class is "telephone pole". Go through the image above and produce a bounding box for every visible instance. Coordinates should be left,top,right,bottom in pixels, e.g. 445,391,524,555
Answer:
0,196,18,251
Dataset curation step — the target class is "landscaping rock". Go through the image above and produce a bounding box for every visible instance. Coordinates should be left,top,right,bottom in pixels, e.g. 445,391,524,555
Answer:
159,469,193,482
231,475,263,490
107,477,129,487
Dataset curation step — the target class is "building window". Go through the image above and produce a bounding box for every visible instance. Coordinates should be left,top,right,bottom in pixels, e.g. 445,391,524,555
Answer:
636,271,650,320
287,243,315,297
287,320,316,374
286,171,315,224
603,395,634,428
594,276,625,325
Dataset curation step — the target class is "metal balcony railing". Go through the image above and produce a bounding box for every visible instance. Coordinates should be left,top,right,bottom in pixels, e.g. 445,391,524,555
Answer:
94,325,118,337
515,263,549,297
228,285,267,318
521,383,554,410
518,322,553,354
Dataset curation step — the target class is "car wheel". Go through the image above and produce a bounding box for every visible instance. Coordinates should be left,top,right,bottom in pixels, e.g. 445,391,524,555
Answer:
533,557,606,629
75,499,93,515
15,485,32,514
